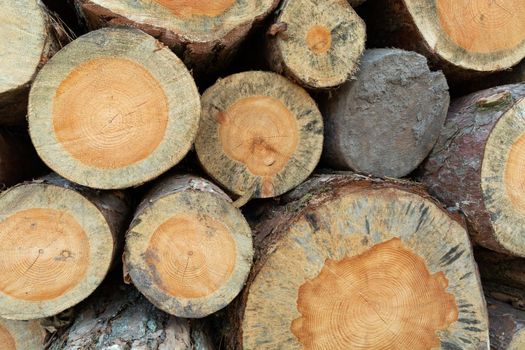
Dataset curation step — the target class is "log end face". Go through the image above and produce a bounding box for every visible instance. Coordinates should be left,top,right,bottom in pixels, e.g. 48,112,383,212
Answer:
504,133,525,214
291,237,458,349
153,0,235,18
306,25,332,55
510,329,525,350
0,324,16,350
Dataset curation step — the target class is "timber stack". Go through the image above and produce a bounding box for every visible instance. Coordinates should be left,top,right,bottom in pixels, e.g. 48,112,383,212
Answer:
0,0,524,349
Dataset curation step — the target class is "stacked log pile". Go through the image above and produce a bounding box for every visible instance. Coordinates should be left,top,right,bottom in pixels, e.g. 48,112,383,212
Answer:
0,0,524,349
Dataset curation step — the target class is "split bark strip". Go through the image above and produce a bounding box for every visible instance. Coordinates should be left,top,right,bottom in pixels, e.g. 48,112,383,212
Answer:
73,0,280,77
196,71,323,200
28,27,200,189
419,83,525,257
0,174,130,320
360,0,525,84
0,0,61,124
266,0,366,89
322,48,449,178
0,318,46,350
48,283,214,349
124,175,253,318
487,298,525,350
226,174,488,349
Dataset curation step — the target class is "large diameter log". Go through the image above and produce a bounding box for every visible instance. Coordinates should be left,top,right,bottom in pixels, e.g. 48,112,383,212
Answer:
419,83,525,256
0,318,46,350
74,0,279,77
49,283,213,349
28,27,200,189
0,174,130,320
195,71,323,199
0,0,60,124
360,0,525,81
226,174,488,349
266,0,365,89
322,48,449,178
487,298,525,350
124,175,253,318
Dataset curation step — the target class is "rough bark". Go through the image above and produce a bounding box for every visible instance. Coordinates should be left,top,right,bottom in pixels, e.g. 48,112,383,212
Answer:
48,282,214,350
419,83,525,257
196,71,323,200
124,175,253,318
0,174,131,320
73,0,279,78
359,0,525,89
0,0,61,124
322,48,449,178
28,27,200,189
266,0,365,89
487,298,525,350
225,174,488,349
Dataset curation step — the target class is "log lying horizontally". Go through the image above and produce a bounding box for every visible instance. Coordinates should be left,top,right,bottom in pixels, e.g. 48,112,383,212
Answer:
266,0,365,89
28,27,200,189
124,175,253,318
0,174,130,320
49,282,214,349
226,174,489,349
361,0,525,80
487,298,525,350
0,318,46,350
196,71,323,200
0,0,60,124
74,0,279,77
322,48,449,178
419,83,525,256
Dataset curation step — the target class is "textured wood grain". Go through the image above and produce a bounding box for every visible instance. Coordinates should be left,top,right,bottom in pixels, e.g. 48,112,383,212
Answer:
28,27,200,189
0,318,46,350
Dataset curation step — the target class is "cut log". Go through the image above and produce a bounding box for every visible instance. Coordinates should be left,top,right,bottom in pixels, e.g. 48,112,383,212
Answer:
0,0,60,124
73,0,279,77
419,83,525,257
0,174,130,320
487,298,525,350
0,318,46,350
48,282,214,349
28,27,200,189
266,0,365,89
124,175,253,318
195,71,323,199
225,174,489,349
322,48,449,178
0,128,46,187
360,0,525,81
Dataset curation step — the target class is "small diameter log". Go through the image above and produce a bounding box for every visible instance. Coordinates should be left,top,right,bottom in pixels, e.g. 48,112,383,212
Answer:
0,318,46,350
487,298,525,350
266,0,365,89
0,128,45,187
49,283,214,349
74,0,279,76
195,71,323,199
28,27,200,189
0,174,130,320
0,0,60,124
419,83,525,256
124,175,253,318
226,174,488,349
360,0,525,80
322,48,449,178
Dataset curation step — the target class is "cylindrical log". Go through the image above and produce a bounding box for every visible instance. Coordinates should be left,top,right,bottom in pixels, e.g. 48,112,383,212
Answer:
0,0,60,124
195,71,323,199
359,0,525,82
73,0,279,77
124,175,253,318
28,27,200,189
48,283,214,349
487,298,525,350
0,318,46,350
322,48,449,178
0,174,130,320
266,0,365,89
226,174,489,349
419,83,525,256
0,128,46,187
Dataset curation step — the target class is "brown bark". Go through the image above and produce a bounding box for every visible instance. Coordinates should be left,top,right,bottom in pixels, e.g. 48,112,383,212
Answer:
487,298,525,350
